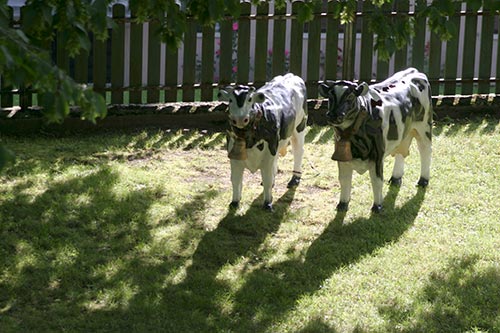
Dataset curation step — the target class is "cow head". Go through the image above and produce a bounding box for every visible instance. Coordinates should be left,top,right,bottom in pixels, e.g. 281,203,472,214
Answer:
319,80,369,129
218,85,266,129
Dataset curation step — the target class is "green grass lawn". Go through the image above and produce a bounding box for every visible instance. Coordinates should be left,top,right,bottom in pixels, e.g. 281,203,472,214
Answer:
1,119,499,333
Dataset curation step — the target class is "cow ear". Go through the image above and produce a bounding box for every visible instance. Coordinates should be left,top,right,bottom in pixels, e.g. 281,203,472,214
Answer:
218,86,234,101
318,83,331,97
217,90,230,101
355,82,369,96
252,92,266,103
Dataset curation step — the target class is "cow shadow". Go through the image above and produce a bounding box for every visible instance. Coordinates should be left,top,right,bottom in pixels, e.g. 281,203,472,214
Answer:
158,188,297,331
228,185,426,331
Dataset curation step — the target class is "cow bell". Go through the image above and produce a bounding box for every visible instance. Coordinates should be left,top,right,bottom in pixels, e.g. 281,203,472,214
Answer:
332,138,353,162
228,137,247,160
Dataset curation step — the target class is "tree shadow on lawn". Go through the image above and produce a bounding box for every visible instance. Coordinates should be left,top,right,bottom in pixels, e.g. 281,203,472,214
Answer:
378,255,500,332
0,166,162,332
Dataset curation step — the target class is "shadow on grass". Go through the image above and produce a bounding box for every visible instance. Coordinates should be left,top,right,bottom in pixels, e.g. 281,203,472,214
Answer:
433,117,499,137
378,256,500,332
156,188,297,332
226,186,425,332
0,166,161,332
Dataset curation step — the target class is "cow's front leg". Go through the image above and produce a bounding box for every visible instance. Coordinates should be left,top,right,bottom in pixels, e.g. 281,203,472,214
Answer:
369,163,384,213
230,159,245,209
288,132,305,188
337,162,353,212
260,158,276,211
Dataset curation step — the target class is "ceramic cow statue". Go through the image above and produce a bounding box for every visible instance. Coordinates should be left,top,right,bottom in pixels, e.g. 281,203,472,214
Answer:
318,68,432,213
218,73,308,211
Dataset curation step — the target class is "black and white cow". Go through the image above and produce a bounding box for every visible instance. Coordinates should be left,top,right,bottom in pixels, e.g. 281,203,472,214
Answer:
318,68,432,213
218,73,308,211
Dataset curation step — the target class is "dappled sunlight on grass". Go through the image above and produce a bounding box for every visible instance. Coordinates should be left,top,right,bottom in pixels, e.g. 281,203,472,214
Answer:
0,120,499,332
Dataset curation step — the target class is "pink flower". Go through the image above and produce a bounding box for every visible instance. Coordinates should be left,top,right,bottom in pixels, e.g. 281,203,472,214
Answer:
215,49,221,56
284,50,290,57
268,49,273,56
232,66,238,73
232,22,239,31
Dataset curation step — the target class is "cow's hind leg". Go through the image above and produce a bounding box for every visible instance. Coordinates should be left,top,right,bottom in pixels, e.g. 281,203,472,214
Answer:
369,163,384,213
287,129,305,188
261,158,277,211
415,126,432,187
389,135,412,187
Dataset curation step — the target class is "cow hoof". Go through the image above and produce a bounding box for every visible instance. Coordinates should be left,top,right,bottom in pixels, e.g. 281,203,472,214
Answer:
263,202,274,211
229,201,240,209
336,202,349,212
389,177,402,187
417,177,429,188
371,204,383,213
287,175,301,188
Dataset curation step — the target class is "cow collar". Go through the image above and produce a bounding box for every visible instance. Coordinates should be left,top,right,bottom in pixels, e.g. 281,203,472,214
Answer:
332,100,368,162
227,108,264,160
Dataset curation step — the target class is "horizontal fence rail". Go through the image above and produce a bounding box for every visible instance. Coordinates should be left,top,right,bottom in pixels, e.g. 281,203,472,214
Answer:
2,0,500,112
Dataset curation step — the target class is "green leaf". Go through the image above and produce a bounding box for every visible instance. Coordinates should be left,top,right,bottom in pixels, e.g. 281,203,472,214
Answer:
297,5,314,23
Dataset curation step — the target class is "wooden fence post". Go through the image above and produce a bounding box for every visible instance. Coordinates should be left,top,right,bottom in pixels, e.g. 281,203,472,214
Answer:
325,0,340,81
271,2,286,78
307,1,322,97
359,1,374,83
237,1,251,86
201,25,215,101
290,1,304,77
444,2,461,96
254,2,269,87
129,12,143,103
111,4,125,104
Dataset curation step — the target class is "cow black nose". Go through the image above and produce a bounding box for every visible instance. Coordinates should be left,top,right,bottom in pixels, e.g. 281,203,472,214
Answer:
243,117,249,124
232,119,237,125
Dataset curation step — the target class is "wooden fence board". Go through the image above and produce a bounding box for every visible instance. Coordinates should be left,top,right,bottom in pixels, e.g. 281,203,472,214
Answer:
1,7,14,108
359,0,374,83
19,7,32,108
411,5,426,72
129,14,143,103
147,21,161,103
428,31,442,95
290,1,304,76
165,46,179,102
271,4,286,78
394,1,409,72
478,5,494,94
237,1,251,85
444,3,461,96
219,19,233,86
497,15,500,95
111,4,125,104
254,2,269,87
306,2,322,97
92,34,107,97
182,20,197,102
201,25,215,101
324,0,340,80
461,5,478,95
376,3,392,80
